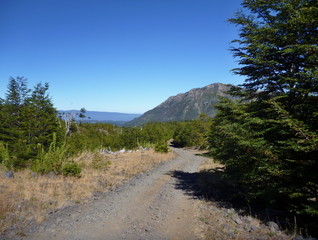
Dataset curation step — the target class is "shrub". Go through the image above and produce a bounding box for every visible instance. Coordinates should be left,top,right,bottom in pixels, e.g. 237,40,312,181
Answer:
154,143,168,153
32,133,68,174
62,162,81,177
0,142,12,169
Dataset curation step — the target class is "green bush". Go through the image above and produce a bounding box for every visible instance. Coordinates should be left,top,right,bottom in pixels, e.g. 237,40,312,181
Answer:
154,142,169,153
62,162,81,177
0,141,12,169
173,114,212,149
32,133,68,174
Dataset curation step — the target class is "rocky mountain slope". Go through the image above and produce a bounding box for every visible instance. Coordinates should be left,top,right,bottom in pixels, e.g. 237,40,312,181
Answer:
127,83,233,126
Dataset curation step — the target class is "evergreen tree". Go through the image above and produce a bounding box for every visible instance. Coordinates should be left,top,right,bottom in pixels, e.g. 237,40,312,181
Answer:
3,77,30,138
78,107,87,124
2,77,30,163
23,83,62,151
229,0,318,121
209,0,318,230
0,77,63,168
5,76,29,106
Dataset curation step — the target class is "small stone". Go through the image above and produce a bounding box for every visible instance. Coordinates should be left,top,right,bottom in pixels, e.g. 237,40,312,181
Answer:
4,171,14,178
244,216,253,223
47,171,56,179
221,223,232,231
268,221,280,232
227,208,235,214
232,215,243,225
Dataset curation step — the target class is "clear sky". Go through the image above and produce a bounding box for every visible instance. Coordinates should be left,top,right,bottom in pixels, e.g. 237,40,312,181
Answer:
0,0,245,113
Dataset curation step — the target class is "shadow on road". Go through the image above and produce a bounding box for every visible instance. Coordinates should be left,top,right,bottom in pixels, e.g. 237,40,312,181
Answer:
167,169,297,233
167,168,246,209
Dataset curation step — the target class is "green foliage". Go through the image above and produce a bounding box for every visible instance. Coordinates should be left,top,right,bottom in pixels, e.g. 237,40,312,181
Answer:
0,142,12,169
0,77,63,169
65,122,176,154
173,114,212,149
62,162,82,177
78,107,87,124
23,82,62,150
0,77,176,178
65,123,122,154
229,0,318,103
209,97,318,217
154,142,169,153
208,0,318,235
32,133,68,174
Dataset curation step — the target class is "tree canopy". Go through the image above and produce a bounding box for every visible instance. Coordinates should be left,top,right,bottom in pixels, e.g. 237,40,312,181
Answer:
209,0,318,235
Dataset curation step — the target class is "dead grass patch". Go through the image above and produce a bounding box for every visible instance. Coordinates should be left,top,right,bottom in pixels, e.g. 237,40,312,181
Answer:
0,149,175,234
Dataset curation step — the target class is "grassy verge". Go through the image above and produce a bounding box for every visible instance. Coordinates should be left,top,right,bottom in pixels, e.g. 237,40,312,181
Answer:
0,149,176,234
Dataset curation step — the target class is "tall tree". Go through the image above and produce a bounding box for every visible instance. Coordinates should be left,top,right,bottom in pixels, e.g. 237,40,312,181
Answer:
230,0,318,93
5,76,29,106
0,77,63,168
2,77,30,145
23,83,62,151
229,0,318,121
209,0,318,229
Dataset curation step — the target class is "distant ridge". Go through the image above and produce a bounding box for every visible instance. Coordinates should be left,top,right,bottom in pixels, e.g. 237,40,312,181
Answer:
126,83,233,126
58,110,141,125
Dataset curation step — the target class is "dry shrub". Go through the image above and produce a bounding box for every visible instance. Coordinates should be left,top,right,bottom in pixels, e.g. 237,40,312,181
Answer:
0,149,175,234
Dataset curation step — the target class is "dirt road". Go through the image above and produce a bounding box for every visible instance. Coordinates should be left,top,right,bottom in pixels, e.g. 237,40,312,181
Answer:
10,148,205,240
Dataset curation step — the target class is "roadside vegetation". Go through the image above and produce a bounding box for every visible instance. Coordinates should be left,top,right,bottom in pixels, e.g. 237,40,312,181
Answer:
0,77,180,234
207,0,318,237
0,149,175,234
1,0,317,238
0,77,176,175
172,0,318,237
172,113,212,149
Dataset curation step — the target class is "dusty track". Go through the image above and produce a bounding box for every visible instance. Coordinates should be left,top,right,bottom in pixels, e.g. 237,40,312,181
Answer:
7,148,205,240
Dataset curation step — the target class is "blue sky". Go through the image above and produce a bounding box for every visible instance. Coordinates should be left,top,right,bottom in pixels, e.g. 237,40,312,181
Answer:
0,0,244,113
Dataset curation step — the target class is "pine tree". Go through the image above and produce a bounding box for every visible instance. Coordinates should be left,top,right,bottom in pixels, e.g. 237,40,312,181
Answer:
209,0,318,229
229,0,318,121
0,77,63,168
22,83,62,151
2,77,30,163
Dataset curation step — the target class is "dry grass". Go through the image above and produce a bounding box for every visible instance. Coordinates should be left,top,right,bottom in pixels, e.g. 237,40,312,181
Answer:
0,149,175,234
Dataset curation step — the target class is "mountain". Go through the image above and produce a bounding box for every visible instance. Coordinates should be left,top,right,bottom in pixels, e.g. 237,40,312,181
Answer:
126,83,233,126
58,110,141,125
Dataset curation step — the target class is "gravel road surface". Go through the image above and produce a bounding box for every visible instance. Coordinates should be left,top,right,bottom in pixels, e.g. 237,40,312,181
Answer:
6,148,205,240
